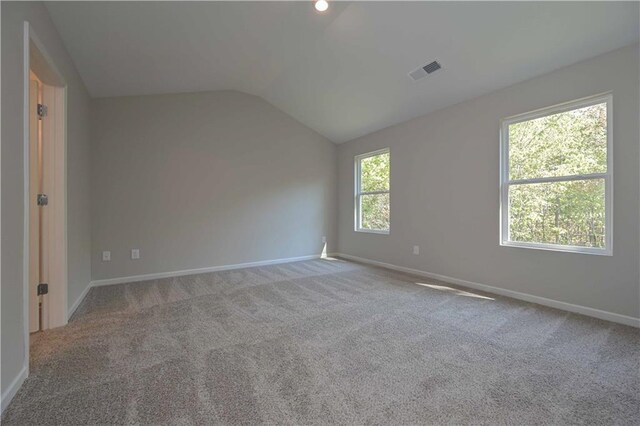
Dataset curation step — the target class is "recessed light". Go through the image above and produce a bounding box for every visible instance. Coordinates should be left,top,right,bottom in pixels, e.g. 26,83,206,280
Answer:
314,0,329,12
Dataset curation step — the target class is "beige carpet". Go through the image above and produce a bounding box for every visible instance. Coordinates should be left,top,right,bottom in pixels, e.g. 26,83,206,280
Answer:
2,258,639,425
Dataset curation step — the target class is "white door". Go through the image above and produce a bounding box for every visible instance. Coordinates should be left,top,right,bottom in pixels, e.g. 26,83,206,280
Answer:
29,76,54,331
28,78,40,332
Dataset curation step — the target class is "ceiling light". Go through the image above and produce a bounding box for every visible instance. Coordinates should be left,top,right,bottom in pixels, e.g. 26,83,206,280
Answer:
314,0,329,12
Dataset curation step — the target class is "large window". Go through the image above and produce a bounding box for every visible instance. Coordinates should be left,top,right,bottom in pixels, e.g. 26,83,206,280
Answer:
500,94,612,255
355,148,390,233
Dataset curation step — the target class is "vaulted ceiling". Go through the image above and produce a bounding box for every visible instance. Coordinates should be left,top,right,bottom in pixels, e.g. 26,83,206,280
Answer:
46,1,639,143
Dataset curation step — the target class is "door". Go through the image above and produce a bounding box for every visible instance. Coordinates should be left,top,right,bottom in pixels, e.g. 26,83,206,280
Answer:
29,75,53,331
28,77,41,332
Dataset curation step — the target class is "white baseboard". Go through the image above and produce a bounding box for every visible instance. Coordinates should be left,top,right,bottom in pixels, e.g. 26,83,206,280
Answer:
1,364,28,414
90,253,333,287
335,253,640,328
69,254,338,321
68,281,93,320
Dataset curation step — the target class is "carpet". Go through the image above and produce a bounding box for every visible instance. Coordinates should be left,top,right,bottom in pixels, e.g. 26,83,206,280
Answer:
2,258,639,425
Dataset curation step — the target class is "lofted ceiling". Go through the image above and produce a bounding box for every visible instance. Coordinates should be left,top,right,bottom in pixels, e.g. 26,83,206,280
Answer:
46,1,639,143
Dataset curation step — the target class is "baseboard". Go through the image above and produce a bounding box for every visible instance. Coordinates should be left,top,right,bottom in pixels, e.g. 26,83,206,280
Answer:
67,281,93,320
1,364,28,414
335,253,640,328
90,253,335,287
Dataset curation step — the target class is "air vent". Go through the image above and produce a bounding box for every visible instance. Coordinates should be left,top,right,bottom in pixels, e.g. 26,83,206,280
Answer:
409,60,442,81
423,61,441,74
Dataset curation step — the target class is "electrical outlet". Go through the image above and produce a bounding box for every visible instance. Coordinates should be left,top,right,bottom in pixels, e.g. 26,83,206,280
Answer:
102,251,111,262
322,236,327,244
131,249,140,260
413,245,420,255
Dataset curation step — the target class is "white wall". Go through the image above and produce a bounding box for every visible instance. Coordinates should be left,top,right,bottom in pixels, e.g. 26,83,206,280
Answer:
1,1,92,405
338,44,640,319
90,91,337,281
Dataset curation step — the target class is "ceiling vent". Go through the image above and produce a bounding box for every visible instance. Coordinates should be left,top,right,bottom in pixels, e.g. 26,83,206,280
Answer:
409,60,442,81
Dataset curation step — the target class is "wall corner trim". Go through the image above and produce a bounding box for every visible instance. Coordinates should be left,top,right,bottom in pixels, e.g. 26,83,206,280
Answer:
1,364,28,414
334,253,640,328
67,282,93,320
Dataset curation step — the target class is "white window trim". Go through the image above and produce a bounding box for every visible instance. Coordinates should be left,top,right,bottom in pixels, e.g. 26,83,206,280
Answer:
499,93,613,256
355,148,390,234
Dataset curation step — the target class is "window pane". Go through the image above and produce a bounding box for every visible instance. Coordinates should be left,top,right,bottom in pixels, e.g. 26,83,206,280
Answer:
508,179,605,248
360,193,390,231
509,103,607,180
360,152,390,192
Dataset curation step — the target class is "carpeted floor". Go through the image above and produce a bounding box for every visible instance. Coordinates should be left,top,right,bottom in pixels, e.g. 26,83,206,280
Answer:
2,258,639,425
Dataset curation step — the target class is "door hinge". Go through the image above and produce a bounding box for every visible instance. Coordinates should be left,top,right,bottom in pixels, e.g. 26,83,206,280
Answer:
37,103,48,119
37,283,49,295
37,193,48,206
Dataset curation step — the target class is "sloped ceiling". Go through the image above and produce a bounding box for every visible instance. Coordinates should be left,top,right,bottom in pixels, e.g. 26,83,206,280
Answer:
46,1,639,143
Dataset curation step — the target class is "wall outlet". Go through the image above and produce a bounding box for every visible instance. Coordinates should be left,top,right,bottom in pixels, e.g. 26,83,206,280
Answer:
413,245,420,255
131,249,140,260
102,251,111,262
322,236,327,244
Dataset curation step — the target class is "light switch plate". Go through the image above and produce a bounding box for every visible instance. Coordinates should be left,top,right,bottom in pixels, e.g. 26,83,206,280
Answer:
413,245,420,255
131,249,140,260
102,251,111,262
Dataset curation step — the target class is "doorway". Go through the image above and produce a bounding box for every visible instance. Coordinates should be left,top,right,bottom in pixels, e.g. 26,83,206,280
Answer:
25,22,68,335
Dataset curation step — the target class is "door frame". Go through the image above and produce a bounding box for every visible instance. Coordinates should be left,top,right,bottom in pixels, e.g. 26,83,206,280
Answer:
22,21,68,350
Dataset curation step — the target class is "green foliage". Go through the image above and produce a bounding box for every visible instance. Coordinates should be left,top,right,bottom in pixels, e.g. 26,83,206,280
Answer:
360,152,390,230
360,152,390,192
361,193,390,230
508,103,607,247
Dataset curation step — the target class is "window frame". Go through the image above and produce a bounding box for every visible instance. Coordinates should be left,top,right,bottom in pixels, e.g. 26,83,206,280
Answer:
499,93,613,256
355,148,390,234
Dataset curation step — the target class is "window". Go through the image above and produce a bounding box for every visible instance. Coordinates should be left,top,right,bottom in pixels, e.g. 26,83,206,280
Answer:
355,149,390,233
500,94,612,255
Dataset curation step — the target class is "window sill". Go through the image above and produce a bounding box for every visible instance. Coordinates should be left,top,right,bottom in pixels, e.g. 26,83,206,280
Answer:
500,240,611,256
356,229,389,235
